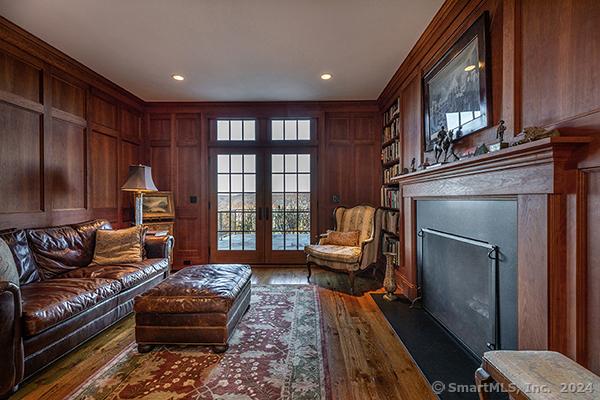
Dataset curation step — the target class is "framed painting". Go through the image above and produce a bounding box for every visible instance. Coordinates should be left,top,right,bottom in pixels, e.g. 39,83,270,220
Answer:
423,12,490,151
142,191,175,219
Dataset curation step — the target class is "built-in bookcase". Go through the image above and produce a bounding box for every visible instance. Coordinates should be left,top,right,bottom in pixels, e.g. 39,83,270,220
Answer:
380,98,401,266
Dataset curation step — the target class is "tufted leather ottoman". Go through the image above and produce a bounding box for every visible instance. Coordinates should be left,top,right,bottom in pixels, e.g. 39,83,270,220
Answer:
134,264,251,353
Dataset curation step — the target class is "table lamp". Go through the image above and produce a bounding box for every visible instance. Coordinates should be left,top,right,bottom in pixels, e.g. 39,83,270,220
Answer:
121,165,158,225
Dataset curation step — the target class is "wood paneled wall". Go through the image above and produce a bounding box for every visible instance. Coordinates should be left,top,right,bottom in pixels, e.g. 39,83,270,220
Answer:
0,18,144,230
143,103,379,267
379,0,600,372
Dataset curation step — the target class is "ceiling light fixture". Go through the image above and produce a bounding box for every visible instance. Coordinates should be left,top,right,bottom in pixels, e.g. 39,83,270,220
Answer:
464,65,476,72
320,73,332,80
172,74,185,81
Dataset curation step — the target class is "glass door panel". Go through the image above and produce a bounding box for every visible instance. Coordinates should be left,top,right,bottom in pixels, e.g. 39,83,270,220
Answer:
211,151,263,263
266,150,316,263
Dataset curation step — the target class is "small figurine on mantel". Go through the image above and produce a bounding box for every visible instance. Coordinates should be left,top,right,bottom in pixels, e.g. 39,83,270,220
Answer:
442,129,459,163
489,120,509,152
512,126,560,146
433,125,447,164
410,157,417,173
418,157,430,171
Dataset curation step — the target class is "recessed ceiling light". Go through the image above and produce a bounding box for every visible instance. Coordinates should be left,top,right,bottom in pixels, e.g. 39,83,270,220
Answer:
172,74,185,81
320,73,332,80
464,65,476,72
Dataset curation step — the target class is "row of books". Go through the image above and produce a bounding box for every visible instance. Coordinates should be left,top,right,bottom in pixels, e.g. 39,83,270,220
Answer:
383,164,400,183
382,118,400,143
383,98,400,126
382,141,400,163
381,187,400,209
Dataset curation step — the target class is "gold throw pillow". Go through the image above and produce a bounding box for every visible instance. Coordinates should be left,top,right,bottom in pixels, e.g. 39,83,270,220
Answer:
92,226,145,265
321,230,360,246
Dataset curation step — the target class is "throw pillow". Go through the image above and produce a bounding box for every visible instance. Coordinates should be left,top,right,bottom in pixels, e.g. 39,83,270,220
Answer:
92,226,145,265
0,238,19,286
321,230,360,246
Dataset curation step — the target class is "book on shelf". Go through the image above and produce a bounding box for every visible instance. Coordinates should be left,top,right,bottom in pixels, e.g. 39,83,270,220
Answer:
383,98,400,126
381,187,400,209
383,164,400,183
382,118,400,143
381,141,399,164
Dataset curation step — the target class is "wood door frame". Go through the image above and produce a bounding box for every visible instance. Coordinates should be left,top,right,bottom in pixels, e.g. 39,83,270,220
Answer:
264,147,318,264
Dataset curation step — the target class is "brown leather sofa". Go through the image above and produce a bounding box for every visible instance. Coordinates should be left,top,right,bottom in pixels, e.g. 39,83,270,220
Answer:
0,219,174,398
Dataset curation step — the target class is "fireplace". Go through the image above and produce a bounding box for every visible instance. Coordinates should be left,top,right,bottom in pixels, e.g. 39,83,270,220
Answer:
416,199,518,360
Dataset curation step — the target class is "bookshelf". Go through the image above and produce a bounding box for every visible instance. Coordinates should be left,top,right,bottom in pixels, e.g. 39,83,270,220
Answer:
380,98,401,266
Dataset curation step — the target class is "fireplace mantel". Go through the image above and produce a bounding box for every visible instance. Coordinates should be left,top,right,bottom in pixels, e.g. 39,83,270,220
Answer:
394,136,591,354
392,136,591,197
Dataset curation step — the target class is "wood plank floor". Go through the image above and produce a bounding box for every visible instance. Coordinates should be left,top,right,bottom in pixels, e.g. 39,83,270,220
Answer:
11,267,436,400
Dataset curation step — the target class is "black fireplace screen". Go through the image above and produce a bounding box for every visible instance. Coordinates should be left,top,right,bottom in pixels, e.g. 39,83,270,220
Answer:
419,228,499,360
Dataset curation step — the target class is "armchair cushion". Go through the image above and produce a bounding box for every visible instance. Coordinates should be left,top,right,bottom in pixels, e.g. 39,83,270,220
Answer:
321,230,360,246
304,244,361,263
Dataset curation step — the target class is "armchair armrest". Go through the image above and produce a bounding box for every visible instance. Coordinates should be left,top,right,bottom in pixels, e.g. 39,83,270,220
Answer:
0,281,23,397
144,235,174,260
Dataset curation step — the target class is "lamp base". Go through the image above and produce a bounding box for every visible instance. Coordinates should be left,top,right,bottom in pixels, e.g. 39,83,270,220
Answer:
135,192,144,226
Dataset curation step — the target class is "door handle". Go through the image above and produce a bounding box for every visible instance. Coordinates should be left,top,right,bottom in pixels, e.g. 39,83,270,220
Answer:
257,207,263,220
265,207,270,220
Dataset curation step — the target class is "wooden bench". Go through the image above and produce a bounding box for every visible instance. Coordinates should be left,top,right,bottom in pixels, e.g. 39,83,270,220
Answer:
475,351,600,399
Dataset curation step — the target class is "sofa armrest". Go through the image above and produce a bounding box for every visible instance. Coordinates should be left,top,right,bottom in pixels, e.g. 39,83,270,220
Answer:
0,281,23,397
144,235,174,260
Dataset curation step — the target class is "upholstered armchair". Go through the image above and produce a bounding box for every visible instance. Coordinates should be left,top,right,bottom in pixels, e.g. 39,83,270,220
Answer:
304,205,383,293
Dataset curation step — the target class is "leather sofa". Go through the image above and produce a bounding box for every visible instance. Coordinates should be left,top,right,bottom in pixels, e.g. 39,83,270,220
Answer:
0,219,174,398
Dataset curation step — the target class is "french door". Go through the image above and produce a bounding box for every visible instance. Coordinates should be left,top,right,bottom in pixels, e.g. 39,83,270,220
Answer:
209,148,316,264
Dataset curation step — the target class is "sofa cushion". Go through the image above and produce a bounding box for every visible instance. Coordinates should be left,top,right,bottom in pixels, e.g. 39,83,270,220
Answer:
59,259,168,290
92,226,145,265
21,278,122,336
71,219,112,265
304,244,361,263
0,229,40,284
26,226,89,279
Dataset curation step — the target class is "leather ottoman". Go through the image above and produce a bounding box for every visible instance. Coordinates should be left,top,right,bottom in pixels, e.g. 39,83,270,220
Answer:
134,264,251,353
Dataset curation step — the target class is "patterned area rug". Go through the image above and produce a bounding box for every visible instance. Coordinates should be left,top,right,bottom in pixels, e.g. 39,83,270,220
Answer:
68,285,330,400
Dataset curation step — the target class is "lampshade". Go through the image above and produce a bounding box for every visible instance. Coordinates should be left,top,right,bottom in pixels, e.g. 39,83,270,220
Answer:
121,165,158,192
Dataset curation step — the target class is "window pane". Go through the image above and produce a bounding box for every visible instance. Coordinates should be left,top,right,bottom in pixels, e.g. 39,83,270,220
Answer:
272,120,284,140
231,155,243,173
272,232,285,250
298,233,310,248
217,194,230,211
285,213,298,231
243,212,256,231
285,193,297,210
231,174,243,192
272,155,284,173
272,174,284,192
285,233,298,250
298,174,310,192
218,174,229,192
245,193,256,210
218,212,230,231
218,232,230,250
298,154,310,172
218,155,229,173
272,211,285,231
284,120,297,140
285,174,297,192
272,193,284,211
285,154,297,172
230,120,243,140
231,212,243,231
243,233,256,250
298,193,310,211
244,174,255,192
244,154,256,173
298,212,310,231
298,120,310,140
243,120,255,140
230,193,243,211
230,234,243,250
217,120,229,140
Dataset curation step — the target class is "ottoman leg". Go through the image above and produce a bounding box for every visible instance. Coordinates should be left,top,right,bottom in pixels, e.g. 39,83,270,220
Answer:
213,344,229,353
137,344,153,353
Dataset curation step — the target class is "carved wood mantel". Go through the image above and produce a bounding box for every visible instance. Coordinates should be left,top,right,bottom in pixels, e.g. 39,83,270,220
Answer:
391,136,591,353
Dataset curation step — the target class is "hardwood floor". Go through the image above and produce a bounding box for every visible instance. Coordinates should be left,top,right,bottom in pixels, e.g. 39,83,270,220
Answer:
11,267,436,400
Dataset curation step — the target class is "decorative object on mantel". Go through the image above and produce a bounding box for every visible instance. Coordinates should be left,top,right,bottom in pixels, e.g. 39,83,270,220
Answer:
512,126,560,146
401,167,409,175
121,165,158,226
423,12,490,151
410,157,417,173
442,129,460,163
383,252,398,301
474,143,489,156
489,120,509,152
433,125,447,163
418,157,431,171
458,145,478,159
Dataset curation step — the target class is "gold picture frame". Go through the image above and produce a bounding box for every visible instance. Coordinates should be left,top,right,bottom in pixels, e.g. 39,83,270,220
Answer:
142,191,175,220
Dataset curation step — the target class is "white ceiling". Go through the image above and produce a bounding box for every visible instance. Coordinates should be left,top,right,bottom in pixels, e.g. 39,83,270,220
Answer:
0,0,443,102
